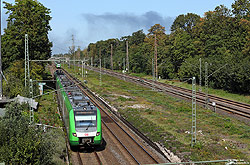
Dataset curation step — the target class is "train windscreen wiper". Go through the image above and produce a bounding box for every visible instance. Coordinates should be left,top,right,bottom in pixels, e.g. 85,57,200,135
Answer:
86,122,92,130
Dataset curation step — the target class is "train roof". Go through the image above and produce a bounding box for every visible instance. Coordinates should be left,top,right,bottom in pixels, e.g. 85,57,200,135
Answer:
56,71,97,113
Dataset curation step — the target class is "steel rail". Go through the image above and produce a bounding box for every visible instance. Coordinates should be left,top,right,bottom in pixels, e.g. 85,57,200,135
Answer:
76,152,84,165
94,152,102,165
86,66,250,120
63,69,140,164
62,68,160,164
102,120,140,164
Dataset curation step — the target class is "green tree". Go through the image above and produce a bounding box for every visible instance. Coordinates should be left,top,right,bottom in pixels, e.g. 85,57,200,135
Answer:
2,0,52,70
232,0,250,19
169,30,197,73
3,60,44,98
0,102,54,164
130,30,146,46
171,13,201,34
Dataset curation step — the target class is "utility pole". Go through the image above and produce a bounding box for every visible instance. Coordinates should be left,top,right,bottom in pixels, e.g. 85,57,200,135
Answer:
104,58,105,70
126,40,129,73
71,35,75,71
29,79,34,124
99,59,102,86
123,58,125,72
154,34,158,81
84,58,86,77
152,58,155,80
99,48,101,61
111,44,113,70
78,46,81,60
81,61,83,78
191,77,197,147
25,34,30,89
0,0,2,99
199,58,202,92
205,62,208,109
205,63,227,109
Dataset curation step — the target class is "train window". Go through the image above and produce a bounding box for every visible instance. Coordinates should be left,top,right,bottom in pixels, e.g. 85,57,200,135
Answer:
75,115,97,128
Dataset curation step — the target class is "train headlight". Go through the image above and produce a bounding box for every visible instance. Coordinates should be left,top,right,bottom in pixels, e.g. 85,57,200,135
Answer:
96,132,100,136
72,133,77,137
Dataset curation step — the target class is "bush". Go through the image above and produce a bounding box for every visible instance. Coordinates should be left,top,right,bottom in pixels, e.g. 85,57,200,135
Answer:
0,102,54,164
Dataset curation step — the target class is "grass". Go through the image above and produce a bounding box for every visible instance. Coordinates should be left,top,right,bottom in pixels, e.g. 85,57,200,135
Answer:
36,88,63,127
130,72,250,104
64,65,250,162
35,68,67,165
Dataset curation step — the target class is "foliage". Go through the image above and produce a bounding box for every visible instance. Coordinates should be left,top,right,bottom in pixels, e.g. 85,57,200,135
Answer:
3,60,46,98
171,13,201,34
83,1,250,94
2,0,52,70
0,102,54,164
232,0,250,19
65,65,250,161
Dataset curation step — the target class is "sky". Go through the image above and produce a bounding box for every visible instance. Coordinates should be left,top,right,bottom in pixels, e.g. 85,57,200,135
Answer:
1,0,235,55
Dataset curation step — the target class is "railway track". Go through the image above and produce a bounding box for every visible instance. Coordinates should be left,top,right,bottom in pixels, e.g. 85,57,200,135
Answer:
85,66,250,121
61,68,168,164
77,151,101,165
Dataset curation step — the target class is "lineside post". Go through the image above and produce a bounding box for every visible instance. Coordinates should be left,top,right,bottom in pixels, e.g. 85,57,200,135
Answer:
126,40,129,73
205,62,208,109
191,77,196,147
0,0,2,99
199,58,202,92
25,34,30,88
152,58,155,81
111,44,113,70
29,79,34,124
84,60,86,78
81,61,83,78
154,34,158,81
99,59,102,86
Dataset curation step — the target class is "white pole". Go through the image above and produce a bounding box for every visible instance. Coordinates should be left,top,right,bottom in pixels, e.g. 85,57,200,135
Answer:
81,61,83,78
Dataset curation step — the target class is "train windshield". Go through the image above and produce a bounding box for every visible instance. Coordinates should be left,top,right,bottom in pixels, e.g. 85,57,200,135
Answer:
75,114,97,128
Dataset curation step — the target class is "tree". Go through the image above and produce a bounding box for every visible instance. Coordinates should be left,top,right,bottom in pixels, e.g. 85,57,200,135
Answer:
0,102,54,164
3,60,44,98
232,0,250,19
2,0,52,70
130,30,146,46
171,13,201,34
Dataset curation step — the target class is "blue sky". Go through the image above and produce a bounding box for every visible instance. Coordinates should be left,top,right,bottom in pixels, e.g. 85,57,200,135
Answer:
2,0,235,54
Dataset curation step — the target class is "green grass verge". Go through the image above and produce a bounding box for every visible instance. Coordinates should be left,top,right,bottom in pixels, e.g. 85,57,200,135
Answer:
35,68,67,165
131,72,250,104
64,65,250,161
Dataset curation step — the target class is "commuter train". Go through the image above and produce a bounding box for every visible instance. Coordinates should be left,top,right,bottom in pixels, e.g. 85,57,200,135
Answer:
54,70,102,147
55,61,61,68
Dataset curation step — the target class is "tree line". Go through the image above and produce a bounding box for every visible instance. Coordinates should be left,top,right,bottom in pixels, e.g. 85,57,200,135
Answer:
0,0,59,164
82,0,250,94
1,0,52,98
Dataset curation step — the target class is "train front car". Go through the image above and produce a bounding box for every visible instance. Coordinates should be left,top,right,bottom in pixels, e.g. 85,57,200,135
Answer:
69,92,102,146
55,70,102,148
55,61,61,68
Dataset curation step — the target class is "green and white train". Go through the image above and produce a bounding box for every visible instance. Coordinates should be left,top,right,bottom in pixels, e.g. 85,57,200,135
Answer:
55,70,102,147
55,61,61,68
